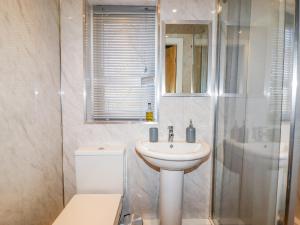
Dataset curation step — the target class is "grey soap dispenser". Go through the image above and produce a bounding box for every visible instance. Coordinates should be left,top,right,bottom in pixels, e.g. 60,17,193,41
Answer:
186,120,196,143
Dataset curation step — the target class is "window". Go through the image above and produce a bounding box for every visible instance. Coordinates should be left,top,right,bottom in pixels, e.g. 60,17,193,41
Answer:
84,5,157,122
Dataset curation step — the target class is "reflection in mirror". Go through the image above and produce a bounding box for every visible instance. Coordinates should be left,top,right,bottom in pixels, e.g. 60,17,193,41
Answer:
164,23,210,95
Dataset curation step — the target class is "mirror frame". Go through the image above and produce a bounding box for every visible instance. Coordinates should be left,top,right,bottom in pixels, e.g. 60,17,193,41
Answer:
160,20,212,97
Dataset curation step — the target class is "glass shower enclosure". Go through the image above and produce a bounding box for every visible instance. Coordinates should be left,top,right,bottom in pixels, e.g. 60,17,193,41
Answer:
211,0,297,224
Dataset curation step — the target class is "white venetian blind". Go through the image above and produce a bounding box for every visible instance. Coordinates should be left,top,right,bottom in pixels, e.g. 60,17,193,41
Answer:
269,22,294,120
86,5,156,121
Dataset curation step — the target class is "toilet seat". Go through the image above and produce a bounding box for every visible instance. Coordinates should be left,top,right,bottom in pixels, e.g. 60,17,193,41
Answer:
52,194,122,225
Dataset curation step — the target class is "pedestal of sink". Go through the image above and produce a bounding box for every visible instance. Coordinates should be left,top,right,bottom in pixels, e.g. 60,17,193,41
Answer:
159,170,184,225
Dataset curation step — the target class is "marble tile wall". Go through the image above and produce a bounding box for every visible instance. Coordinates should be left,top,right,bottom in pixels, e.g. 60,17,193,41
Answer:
61,0,216,219
0,1,63,225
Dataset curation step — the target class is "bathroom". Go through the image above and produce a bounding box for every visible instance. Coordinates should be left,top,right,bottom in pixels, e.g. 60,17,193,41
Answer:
1,0,300,225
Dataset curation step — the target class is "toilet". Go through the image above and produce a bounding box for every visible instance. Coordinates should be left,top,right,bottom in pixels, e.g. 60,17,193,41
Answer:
52,145,125,225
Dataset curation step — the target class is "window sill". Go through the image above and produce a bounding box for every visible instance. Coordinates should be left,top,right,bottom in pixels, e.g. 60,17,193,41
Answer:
84,120,159,125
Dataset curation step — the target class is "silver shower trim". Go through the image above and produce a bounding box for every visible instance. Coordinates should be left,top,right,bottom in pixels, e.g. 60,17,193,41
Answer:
285,0,300,224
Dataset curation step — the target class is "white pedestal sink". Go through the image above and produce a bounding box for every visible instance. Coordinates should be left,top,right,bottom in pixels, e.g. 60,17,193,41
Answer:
136,141,210,225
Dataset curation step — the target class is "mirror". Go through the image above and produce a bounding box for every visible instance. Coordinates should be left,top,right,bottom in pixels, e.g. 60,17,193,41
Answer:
163,22,211,95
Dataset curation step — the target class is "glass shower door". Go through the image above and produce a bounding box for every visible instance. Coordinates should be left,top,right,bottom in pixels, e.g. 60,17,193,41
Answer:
212,0,295,224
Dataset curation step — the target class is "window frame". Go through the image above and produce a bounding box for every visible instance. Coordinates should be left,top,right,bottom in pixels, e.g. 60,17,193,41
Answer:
83,4,160,124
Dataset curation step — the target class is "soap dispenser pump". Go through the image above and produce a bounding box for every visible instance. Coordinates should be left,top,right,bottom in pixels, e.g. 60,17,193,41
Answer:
186,120,196,143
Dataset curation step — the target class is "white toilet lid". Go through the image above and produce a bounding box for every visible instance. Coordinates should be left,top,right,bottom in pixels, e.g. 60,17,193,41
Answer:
52,194,122,225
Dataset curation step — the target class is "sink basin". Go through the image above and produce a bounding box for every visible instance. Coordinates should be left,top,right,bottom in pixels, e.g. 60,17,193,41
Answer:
136,140,210,225
136,141,210,170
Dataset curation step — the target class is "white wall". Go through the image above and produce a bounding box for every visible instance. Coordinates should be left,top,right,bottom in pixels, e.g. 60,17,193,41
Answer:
60,0,216,219
0,1,63,224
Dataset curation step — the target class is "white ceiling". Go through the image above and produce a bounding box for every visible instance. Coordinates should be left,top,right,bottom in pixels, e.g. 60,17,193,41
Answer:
88,0,156,6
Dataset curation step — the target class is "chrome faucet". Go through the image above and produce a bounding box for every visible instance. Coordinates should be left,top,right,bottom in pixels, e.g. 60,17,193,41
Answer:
168,126,174,142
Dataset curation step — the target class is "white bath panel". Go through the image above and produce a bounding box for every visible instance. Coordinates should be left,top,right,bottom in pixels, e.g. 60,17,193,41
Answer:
143,219,211,225
211,218,245,225
142,219,159,225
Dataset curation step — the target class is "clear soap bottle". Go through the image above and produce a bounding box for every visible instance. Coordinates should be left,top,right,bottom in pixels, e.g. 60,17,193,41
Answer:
146,103,154,122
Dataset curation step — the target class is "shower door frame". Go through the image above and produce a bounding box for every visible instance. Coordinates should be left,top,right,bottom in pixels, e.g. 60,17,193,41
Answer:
210,0,222,222
210,0,249,222
210,0,300,225
285,0,300,224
